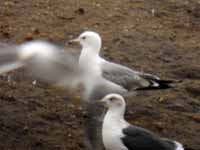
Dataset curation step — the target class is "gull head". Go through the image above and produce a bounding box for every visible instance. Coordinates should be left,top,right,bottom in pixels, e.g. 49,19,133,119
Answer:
70,31,102,53
100,93,126,111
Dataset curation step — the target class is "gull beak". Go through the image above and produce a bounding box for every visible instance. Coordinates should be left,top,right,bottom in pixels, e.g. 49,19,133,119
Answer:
98,98,108,107
68,38,80,45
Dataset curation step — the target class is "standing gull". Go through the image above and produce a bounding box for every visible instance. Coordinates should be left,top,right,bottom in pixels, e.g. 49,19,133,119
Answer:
101,93,184,150
70,31,173,91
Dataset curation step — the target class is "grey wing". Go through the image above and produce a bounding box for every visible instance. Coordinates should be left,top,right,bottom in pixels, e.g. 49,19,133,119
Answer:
121,125,177,150
101,60,173,90
100,60,151,90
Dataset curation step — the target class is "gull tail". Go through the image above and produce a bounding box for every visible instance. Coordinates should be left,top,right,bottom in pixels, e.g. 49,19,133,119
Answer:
135,72,179,90
149,79,174,89
174,141,184,150
136,79,178,90
162,138,184,150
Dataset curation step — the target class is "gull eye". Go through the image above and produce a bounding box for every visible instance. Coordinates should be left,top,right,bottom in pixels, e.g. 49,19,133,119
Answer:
110,98,115,102
82,36,86,40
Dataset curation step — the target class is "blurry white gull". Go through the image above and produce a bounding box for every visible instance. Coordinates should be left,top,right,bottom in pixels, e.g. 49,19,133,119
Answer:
70,31,173,91
0,41,79,86
0,40,126,100
101,93,184,150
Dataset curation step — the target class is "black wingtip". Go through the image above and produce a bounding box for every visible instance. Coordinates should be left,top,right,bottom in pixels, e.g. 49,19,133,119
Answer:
136,85,172,91
136,79,180,91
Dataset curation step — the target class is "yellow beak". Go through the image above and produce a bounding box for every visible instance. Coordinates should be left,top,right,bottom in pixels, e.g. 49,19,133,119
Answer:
68,38,80,44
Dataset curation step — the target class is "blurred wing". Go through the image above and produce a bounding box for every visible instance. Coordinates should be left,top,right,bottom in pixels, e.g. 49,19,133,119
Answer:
28,51,80,88
0,41,80,88
0,43,24,73
0,62,24,74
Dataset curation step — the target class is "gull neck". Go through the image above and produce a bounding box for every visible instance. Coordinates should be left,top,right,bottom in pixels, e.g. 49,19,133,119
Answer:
105,105,126,122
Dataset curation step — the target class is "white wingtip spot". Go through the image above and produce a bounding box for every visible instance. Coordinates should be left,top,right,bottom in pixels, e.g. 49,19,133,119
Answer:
174,141,184,150
18,41,55,61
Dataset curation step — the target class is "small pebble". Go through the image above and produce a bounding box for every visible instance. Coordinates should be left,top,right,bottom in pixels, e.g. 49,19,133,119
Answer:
32,80,37,85
151,9,155,16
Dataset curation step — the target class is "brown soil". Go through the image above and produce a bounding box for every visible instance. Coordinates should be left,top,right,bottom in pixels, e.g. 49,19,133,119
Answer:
0,0,200,150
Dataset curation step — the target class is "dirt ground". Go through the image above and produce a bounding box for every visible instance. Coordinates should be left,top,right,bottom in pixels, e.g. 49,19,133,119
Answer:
0,0,200,150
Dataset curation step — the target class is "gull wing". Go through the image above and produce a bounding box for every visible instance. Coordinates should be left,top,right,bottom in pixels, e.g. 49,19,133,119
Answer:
100,59,173,90
122,125,177,150
0,41,80,88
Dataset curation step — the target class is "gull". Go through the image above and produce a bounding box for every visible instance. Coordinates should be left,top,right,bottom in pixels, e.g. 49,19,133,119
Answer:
70,31,173,92
0,40,126,99
101,93,184,150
